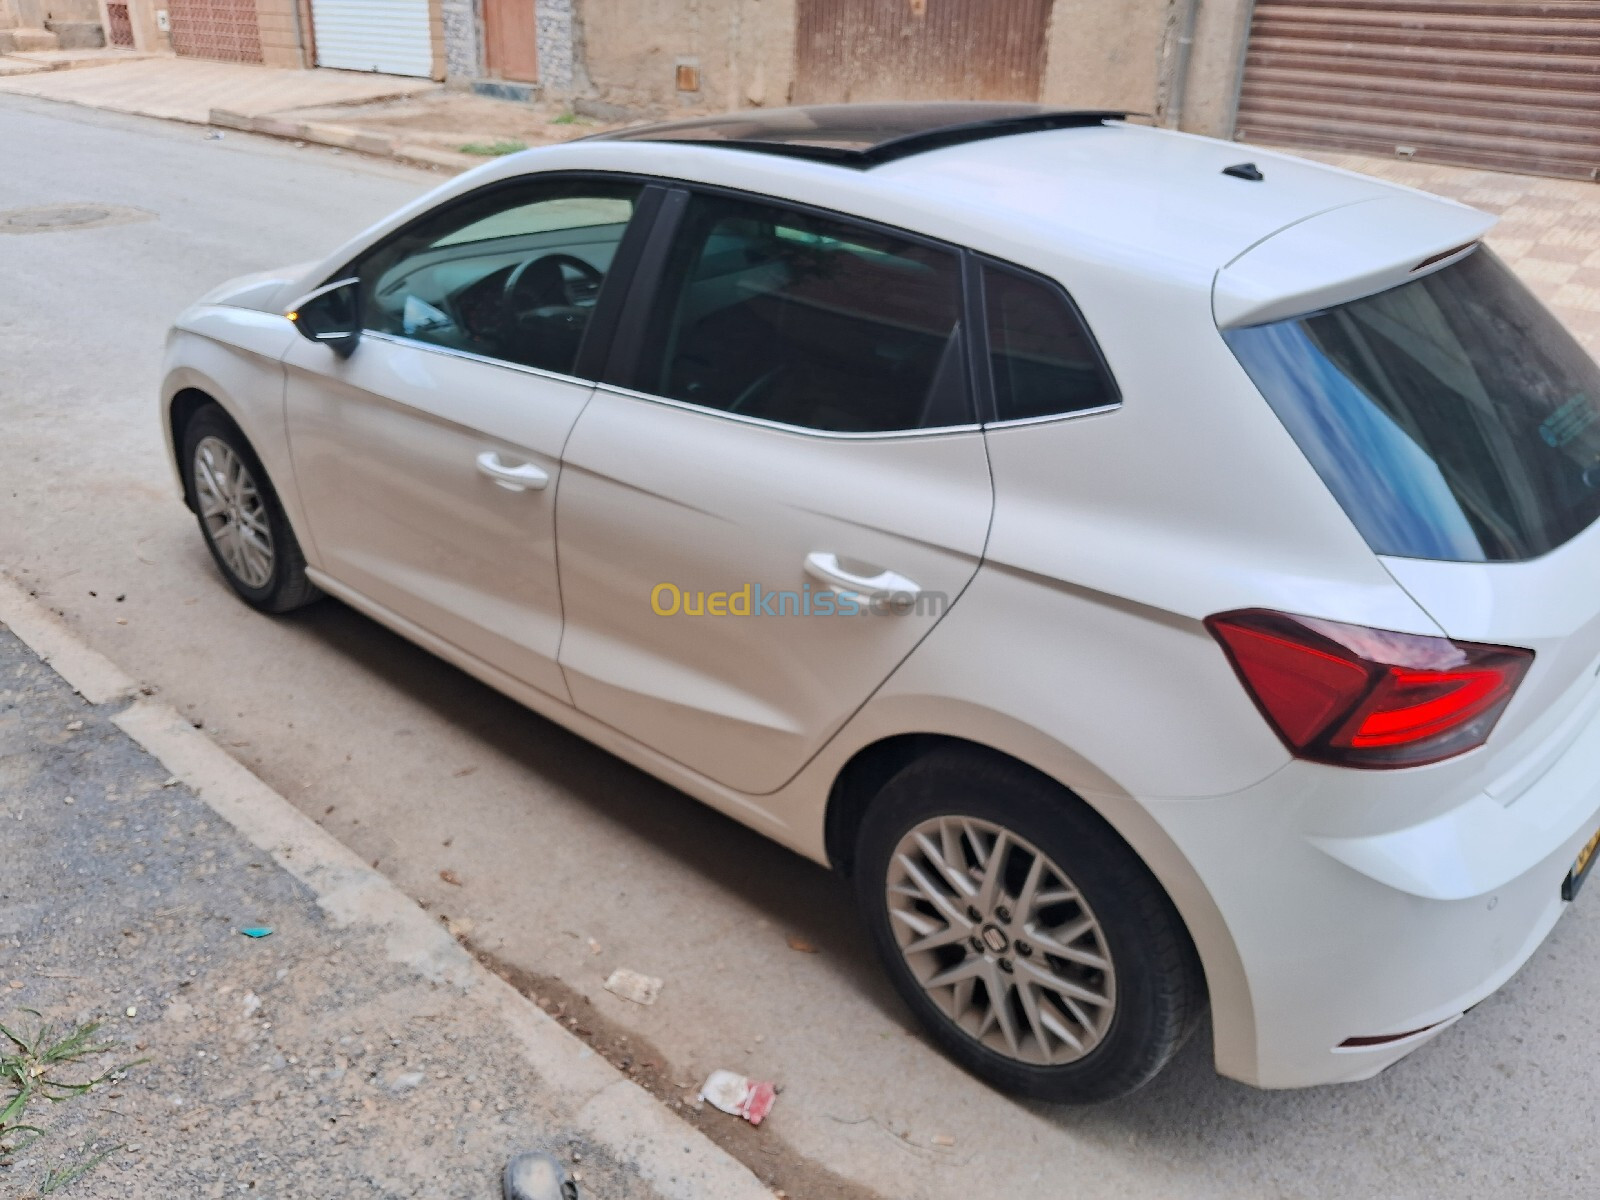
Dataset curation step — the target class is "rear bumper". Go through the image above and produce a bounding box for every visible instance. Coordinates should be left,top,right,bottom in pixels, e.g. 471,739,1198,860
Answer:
1137,692,1600,1089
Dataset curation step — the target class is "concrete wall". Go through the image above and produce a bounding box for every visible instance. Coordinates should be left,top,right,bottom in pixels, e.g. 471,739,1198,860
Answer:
1177,0,1252,137
36,0,102,22
511,0,1249,132
256,0,305,67
1014,0,1251,135
1040,0,1176,117
116,0,168,54
562,0,1245,132
569,0,795,114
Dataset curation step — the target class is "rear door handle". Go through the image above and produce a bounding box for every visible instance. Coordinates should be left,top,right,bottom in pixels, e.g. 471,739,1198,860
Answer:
476,451,550,492
804,551,921,600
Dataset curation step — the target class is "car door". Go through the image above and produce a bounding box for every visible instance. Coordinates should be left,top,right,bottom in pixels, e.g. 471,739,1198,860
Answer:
283,176,656,701
555,188,994,795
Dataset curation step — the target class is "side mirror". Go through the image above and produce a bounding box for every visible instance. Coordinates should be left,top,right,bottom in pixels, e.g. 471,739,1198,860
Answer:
287,278,361,358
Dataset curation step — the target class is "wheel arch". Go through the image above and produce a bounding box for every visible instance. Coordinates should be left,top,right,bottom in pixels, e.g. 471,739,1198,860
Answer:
167,383,223,513
818,722,1260,1083
160,348,319,572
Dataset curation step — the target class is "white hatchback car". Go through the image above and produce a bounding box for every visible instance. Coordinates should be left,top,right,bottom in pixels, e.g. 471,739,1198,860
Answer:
161,104,1600,1103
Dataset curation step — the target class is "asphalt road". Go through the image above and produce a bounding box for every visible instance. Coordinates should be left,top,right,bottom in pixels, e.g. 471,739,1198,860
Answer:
4,95,1598,1199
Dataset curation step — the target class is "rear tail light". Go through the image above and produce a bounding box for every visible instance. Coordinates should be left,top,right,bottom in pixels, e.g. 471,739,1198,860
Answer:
1205,609,1532,769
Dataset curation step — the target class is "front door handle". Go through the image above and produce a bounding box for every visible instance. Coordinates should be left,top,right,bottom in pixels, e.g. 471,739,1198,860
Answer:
804,551,921,600
476,451,550,492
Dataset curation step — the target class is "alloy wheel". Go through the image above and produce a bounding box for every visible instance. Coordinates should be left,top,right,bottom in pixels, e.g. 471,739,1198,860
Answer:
193,436,275,590
885,815,1116,1066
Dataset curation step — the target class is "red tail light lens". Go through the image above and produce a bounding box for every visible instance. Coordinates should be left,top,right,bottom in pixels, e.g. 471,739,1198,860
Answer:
1205,609,1532,769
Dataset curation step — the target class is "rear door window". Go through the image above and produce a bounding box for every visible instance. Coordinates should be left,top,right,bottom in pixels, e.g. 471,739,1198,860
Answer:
631,193,970,433
1226,248,1600,562
981,261,1118,422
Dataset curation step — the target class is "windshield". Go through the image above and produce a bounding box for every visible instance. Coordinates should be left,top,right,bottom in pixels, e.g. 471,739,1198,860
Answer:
1226,248,1600,562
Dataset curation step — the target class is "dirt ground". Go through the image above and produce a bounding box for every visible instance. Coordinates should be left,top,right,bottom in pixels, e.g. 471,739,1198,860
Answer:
278,93,629,156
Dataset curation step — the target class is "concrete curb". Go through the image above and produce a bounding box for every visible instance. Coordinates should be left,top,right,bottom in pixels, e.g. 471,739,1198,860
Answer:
0,49,161,73
0,56,51,76
209,105,479,172
0,571,772,1200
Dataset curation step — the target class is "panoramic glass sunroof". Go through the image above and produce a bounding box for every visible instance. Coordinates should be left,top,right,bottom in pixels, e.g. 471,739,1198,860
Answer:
590,103,1125,168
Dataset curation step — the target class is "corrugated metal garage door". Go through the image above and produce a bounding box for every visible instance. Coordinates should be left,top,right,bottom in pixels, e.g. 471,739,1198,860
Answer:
1236,1,1600,180
309,0,432,76
794,0,1053,104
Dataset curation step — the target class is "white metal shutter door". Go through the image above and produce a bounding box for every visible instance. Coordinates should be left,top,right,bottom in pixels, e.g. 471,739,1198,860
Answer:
1236,1,1600,181
310,0,433,76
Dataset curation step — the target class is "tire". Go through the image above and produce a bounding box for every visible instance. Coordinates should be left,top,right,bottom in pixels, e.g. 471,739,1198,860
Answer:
180,404,320,614
854,747,1205,1103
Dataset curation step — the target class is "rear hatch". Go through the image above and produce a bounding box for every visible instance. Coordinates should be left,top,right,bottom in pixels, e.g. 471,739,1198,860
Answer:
1223,240,1600,789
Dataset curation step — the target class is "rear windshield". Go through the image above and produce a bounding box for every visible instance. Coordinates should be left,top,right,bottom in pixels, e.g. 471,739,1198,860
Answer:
1226,249,1600,562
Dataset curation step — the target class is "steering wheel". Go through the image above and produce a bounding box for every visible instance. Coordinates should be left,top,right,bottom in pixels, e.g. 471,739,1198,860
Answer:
726,364,786,415
503,253,604,317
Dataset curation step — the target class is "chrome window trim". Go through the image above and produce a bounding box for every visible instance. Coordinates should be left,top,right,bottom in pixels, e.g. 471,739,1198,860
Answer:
362,330,596,387
982,402,1122,430
354,334,1113,432
590,381,982,441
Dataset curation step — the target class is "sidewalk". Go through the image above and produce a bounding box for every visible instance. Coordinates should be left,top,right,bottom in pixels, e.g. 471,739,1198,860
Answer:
0,55,436,123
0,595,770,1198
0,54,612,170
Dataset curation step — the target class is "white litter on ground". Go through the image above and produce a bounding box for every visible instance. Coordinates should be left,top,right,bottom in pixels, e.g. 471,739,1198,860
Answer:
699,1069,777,1125
603,968,663,1006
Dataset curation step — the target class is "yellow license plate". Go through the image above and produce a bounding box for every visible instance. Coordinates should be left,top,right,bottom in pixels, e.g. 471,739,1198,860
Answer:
1563,826,1600,902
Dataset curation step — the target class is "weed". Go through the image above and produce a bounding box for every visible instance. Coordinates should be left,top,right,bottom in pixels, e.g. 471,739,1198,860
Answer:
550,111,578,125
459,139,528,156
38,1139,125,1194
0,1011,144,1190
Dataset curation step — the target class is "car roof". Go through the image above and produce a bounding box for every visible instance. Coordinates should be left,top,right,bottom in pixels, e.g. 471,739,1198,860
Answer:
550,110,1484,281
293,107,1493,316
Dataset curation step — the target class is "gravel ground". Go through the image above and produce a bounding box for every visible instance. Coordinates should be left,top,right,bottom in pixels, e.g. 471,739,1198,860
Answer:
0,623,669,1199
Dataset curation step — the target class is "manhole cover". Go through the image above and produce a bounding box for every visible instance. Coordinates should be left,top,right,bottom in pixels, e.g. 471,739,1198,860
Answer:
0,204,154,234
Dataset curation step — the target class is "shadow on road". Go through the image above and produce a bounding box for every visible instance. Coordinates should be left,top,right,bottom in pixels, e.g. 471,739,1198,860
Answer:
283,593,905,1014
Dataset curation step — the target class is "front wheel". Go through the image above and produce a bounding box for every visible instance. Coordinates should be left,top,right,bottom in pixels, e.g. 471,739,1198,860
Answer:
854,748,1205,1103
181,405,319,614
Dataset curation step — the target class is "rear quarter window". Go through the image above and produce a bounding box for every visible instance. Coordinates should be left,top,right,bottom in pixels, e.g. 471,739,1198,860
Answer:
982,261,1118,422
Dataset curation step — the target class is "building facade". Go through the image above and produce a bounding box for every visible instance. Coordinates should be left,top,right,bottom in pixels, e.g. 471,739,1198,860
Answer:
74,0,1599,181
512,0,1600,181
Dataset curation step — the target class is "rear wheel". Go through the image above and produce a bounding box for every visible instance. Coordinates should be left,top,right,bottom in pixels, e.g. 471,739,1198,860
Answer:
855,747,1205,1103
181,405,319,613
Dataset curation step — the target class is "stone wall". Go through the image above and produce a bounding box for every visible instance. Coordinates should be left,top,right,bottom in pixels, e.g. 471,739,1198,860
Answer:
441,0,480,80
534,0,573,93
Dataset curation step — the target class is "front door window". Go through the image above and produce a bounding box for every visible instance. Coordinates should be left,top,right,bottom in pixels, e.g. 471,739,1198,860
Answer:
357,180,642,376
